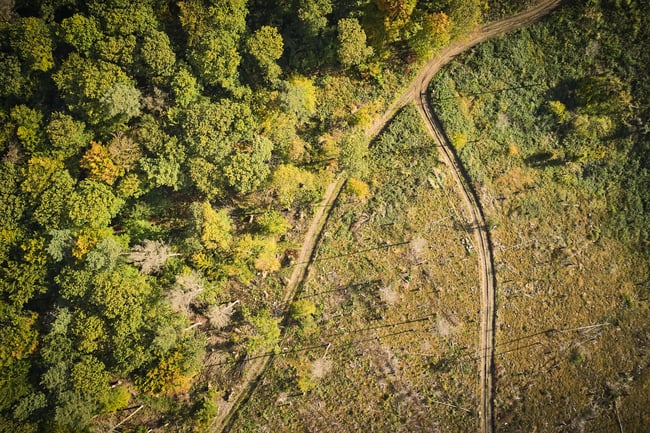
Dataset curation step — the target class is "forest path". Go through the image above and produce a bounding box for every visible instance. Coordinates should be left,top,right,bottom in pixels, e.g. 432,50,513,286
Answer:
216,1,562,431
212,176,346,432
407,2,562,433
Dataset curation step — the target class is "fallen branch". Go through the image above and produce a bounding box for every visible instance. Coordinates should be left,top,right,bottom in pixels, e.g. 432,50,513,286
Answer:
109,405,144,432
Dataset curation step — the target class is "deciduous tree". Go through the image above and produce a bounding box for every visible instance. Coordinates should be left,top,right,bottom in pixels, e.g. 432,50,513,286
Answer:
337,18,374,68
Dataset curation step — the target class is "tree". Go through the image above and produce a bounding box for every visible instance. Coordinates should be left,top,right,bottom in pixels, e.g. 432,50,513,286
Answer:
96,34,137,70
86,0,157,37
180,0,248,90
68,180,124,228
99,82,142,125
223,135,273,194
53,53,138,127
271,164,318,207
10,17,54,72
0,259,48,308
136,336,205,395
128,240,178,275
46,112,92,160
372,0,417,43
139,30,176,78
337,18,374,68
59,14,102,56
108,132,142,173
187,157,224,199
193,202,232,251
339,128,370,177
170,66,202,108
244,308,281,354
21,156,66,200
181,99,254,163
84,235,125,272
0,302,38,369
80,141,121,185
255,210,290,236
70,313,106,354
0,53,27,99
247,26,284,82
9,105,44,154
281,76,317,124
32,169,76,230
297,0,333,35
89,265,153,337
408,12,451,61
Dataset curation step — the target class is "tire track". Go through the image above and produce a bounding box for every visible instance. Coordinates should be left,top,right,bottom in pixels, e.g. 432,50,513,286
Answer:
409,3,563,433
211,176,346,433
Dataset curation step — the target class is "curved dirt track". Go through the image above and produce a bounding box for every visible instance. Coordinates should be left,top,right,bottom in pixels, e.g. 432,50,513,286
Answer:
409,2,562,432
216,1,562,432
367,0,563,138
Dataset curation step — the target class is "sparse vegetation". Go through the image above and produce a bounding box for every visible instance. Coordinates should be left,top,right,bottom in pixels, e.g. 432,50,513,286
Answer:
430,1,650,430
228,106,481,432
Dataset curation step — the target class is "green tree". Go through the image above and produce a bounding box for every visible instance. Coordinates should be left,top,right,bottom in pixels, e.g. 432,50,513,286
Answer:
255,210,290,236
68,180,124,228
86,0,157,36
59,14,102,56
100,82,142,125
446,0,487,36
32,169,76,230
193,202,232,251
181,99,254,163
0,259,48,308
0,302,38,369
223,135,273,194
21,156,66,200
96,34,137,70
297,0,333,35
89,265,153,339
53,53,138,127
337,18,374,68
9,105,44,154
139,30,176,78
0,53,27,99
271,164,318,207
10,17,54,72
46,112,92,160
170,66,203,108
247,26,284,82
244,308,281,354
181,0,248,90
281,76,318,124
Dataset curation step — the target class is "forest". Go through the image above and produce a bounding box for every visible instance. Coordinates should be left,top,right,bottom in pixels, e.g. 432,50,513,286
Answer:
1,0,648,432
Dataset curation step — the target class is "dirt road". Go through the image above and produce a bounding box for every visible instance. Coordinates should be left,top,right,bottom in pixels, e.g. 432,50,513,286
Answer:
409,2,562,433
215,1,562,431
211,176,346,432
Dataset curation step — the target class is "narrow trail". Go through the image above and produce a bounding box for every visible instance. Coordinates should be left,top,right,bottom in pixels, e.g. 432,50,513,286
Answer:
211,176,346,433
408,2,562,433
215,1,562,432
